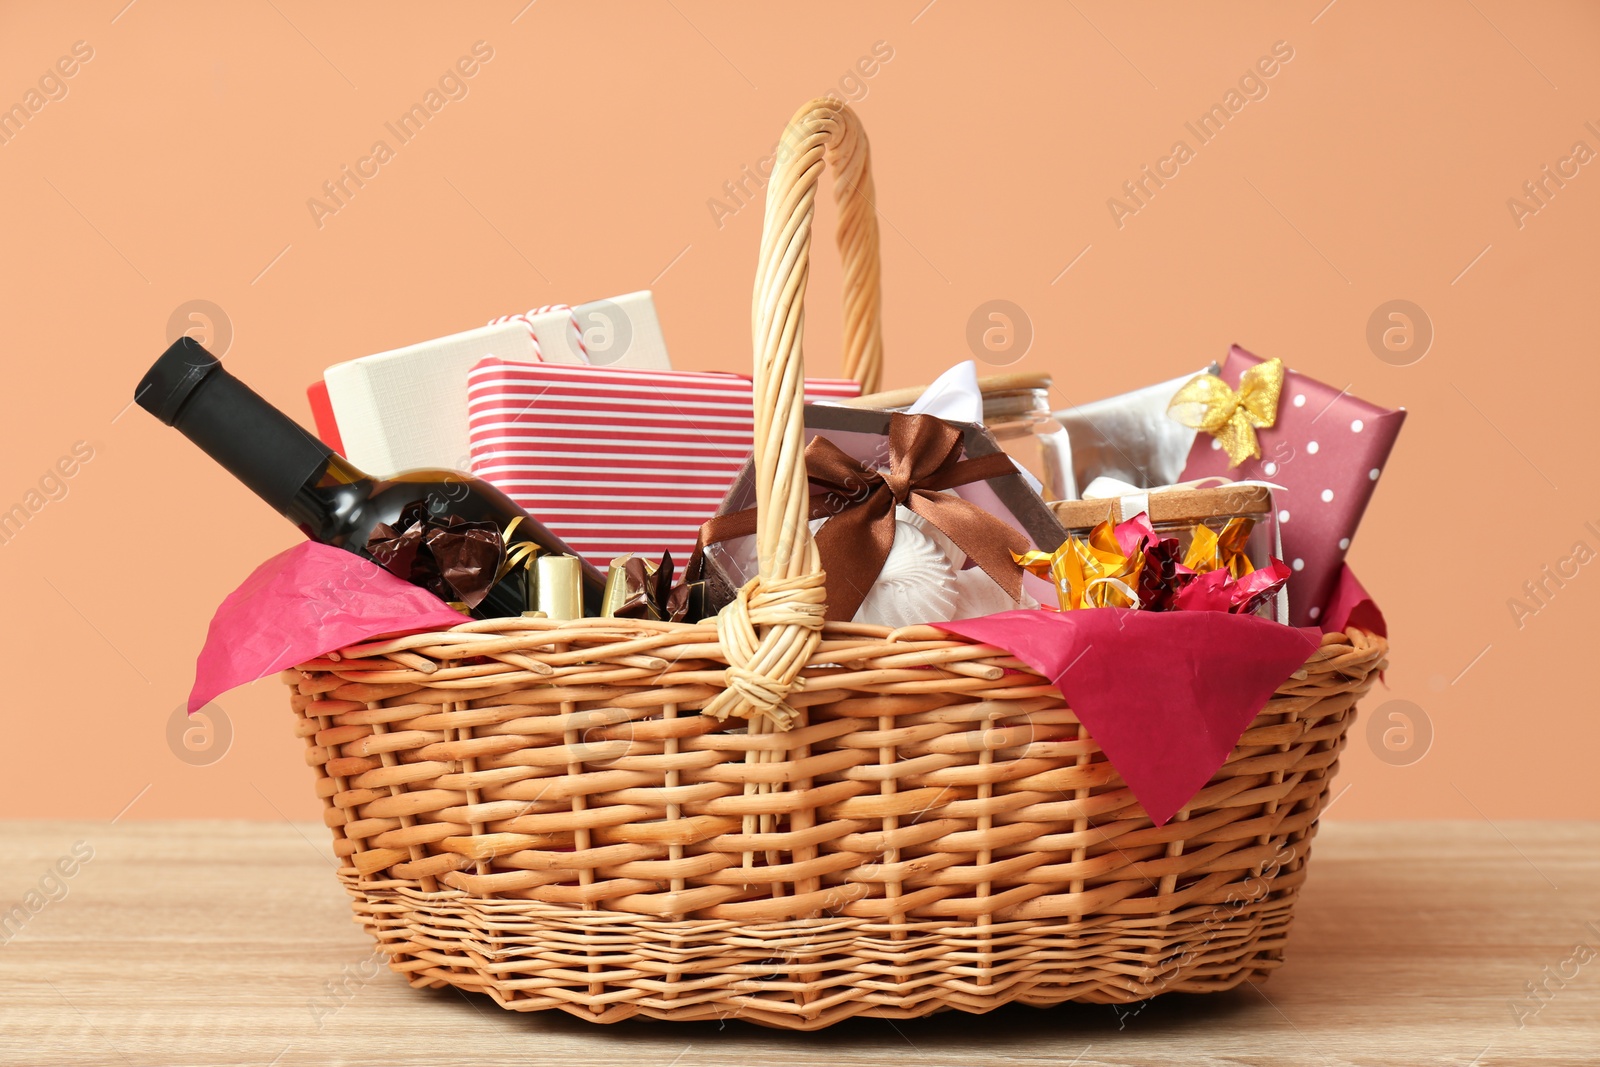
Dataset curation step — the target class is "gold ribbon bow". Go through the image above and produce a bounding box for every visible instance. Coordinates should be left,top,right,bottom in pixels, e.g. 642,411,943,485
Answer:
1167,357,1284,467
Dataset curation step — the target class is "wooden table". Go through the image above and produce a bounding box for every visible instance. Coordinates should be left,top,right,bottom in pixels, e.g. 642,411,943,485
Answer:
1,821,1595,1066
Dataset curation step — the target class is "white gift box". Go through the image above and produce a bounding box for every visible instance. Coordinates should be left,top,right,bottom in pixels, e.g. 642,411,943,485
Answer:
324,291,672,475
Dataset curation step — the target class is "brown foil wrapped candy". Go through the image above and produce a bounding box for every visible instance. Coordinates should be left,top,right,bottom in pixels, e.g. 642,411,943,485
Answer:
601,552,677,621
365,500,506,609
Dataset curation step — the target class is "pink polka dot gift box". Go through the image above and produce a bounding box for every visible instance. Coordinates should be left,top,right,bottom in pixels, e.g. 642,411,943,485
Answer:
1178,344,1405,627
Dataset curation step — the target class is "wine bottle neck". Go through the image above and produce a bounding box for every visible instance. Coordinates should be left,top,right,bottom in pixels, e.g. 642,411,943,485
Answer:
159,352,342,516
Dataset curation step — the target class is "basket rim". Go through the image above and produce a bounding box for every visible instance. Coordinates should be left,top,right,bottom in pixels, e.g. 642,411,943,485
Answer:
304,617,1383,669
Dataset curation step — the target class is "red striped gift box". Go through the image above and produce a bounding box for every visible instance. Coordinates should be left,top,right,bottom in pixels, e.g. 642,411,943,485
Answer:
466,358,861,569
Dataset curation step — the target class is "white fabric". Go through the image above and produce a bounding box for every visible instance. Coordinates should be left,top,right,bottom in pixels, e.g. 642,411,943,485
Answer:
905,360,984,423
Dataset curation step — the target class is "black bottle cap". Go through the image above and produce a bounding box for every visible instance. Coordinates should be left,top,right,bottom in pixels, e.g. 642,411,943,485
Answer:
136,337,222,426
133,336,337,513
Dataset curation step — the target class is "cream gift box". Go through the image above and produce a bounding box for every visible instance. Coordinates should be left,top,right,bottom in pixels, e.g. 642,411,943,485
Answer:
324,291,672,475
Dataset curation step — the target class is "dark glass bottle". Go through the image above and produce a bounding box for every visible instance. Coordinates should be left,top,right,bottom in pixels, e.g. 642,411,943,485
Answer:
135,337,605,617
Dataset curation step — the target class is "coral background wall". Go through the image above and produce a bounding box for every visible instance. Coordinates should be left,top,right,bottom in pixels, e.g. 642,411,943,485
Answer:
1,1,1596,822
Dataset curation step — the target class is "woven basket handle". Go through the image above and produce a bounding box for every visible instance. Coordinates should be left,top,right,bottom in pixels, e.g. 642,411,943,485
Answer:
702,98,883,730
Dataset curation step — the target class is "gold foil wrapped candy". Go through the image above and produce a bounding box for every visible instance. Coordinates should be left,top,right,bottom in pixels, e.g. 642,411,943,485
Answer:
1014,517,1145,610
1183,516,1257,578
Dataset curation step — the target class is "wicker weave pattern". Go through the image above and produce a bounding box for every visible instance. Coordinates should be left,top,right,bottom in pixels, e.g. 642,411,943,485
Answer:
287,624,1384,1026
284,99,1389,1027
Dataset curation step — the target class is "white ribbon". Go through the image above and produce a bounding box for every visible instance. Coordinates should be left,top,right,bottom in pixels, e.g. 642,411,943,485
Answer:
1085,575,1142,609
1081,474,1288,500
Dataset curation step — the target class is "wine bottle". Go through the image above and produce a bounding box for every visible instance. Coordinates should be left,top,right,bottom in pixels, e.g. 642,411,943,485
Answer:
135,337,606,618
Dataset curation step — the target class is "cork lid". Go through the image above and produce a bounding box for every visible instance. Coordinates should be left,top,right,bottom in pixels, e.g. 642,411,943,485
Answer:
1050,484,1271,530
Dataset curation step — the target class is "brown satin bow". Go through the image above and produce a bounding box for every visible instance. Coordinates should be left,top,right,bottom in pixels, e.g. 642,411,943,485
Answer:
703,413,1030,622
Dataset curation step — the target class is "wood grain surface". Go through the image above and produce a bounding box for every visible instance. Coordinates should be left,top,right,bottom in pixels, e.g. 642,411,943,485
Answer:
1,820,1595,1066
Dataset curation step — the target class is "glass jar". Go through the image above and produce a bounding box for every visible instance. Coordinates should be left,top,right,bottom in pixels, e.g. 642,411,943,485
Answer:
1050,484,1281,619
977,376,1072,503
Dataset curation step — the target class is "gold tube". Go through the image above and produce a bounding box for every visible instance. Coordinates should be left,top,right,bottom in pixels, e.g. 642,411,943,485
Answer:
535,554,584,620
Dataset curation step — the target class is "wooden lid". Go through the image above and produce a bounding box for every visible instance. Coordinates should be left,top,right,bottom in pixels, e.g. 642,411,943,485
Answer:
839,372,1052,412
1050,484,1271,530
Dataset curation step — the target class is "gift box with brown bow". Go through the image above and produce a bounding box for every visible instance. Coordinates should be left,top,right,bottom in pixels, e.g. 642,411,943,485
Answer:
697,405,1069,627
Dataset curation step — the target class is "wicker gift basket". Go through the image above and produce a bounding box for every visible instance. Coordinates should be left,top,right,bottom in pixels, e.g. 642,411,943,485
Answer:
283,99,1387,1030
